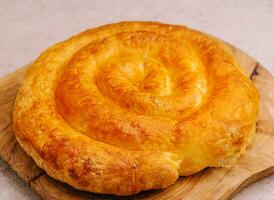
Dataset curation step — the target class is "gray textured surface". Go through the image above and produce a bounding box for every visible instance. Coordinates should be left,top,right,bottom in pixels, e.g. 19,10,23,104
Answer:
0,0,273,199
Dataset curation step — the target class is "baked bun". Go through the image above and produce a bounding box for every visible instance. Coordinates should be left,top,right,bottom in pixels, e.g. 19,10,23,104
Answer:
13,22,259,196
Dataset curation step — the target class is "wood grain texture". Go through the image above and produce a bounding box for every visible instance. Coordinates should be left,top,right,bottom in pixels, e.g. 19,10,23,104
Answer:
0,42,273,200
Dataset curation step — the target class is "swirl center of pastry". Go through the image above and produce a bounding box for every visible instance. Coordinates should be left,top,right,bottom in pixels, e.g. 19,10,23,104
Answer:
58,32,207,118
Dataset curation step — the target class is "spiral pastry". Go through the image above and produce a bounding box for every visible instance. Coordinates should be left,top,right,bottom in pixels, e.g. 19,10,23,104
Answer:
13,22,259,196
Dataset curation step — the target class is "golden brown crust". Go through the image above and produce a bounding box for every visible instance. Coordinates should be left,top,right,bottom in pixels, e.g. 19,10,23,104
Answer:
13,21,259,196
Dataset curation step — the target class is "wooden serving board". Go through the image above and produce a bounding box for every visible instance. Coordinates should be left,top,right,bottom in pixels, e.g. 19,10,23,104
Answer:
0,42,274,200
